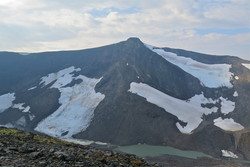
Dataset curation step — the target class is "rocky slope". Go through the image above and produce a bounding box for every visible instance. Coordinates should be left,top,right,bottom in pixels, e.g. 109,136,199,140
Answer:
0,127,155,167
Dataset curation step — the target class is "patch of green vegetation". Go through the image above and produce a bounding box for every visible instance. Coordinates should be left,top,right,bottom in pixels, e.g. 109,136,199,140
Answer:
0,127,70,145
0,127,27,138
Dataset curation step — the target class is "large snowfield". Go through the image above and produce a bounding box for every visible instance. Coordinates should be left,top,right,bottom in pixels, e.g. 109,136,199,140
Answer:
129,82,218,134
129,82,244,133
145,44,233,88
35,66,105,138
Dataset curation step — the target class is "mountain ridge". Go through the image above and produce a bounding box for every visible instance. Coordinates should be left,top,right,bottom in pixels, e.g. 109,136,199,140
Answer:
0,37,249,160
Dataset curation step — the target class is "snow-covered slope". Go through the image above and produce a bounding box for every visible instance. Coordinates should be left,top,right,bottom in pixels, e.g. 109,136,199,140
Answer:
35,67,105,138
0,93,15,113
129,82,218,134
40,66,81,88
129,82,243,134
145,44,233,88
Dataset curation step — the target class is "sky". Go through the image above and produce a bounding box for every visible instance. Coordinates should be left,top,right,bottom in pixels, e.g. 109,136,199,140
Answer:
0,0,249,60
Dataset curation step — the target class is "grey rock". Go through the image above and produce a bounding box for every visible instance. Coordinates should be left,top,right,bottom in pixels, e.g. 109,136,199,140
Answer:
30,151,42,158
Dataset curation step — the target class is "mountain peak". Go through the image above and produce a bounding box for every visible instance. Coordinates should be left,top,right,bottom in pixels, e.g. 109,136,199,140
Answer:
126,37,142,43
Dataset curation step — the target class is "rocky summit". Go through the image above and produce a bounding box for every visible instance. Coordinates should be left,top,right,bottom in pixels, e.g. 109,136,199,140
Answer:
0,37,250,163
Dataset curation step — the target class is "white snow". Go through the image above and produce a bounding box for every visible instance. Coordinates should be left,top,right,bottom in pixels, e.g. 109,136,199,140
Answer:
234,76,239,80
242,63,250,70
126,63,129,66
28,86,37,91
214,117,244,131
40,66,80,87
220,97,235,114
12,103,25,110
0,93,15,113
233,91,238,97
12,103,31,113
23,106,31,113
129,82,218,134
221,150,239,158
35,75,105,138
145,44,233,88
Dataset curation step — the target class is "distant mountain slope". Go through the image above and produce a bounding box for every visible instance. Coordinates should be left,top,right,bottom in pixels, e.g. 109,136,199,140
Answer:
0,38,249,160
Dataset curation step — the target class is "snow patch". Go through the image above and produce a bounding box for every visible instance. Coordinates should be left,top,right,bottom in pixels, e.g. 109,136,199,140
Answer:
129,82,218,134
126,63,129,66
233,91,238,97
40,66,80,87
214,117,244,131
12,103,25,110
234,76,239,80
35,76,105,138
145,44,233,88
242,63,250,70
220,97,235,114
0,93,15,113
28,86,37,91
12,103,31,113
222,150,239,158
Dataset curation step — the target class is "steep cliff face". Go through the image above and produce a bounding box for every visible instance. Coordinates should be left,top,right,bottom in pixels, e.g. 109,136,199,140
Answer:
0,38,249,160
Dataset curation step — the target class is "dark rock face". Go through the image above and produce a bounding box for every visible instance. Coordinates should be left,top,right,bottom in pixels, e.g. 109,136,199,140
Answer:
0,37,249,160
238,132,250,160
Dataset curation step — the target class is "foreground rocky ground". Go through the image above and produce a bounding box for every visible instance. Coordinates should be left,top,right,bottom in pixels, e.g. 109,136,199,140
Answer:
0,127,249,167
0,127,156,167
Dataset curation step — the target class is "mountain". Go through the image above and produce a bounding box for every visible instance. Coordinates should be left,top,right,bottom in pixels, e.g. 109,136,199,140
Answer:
0,37,250,160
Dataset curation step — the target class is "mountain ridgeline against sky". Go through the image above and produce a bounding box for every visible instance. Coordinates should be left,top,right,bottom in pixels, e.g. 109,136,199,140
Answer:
0,38,250,160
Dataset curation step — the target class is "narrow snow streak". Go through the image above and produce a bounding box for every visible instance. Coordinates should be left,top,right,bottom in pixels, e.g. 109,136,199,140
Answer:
214,117,244,131
35,67,105,138
145,44,233,88
242,63,250,70
28,86,37,91
129,82,218,134
0,93,15,113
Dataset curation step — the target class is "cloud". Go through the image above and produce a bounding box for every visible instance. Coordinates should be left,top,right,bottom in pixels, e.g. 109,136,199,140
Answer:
0,0,249,60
